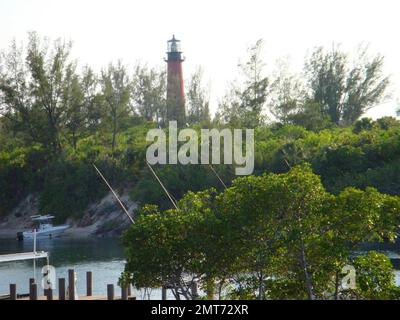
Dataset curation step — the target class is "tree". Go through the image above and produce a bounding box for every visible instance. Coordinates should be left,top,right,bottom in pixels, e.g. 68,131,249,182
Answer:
215,83,243,127
269,58,304,124
131,63,166,124
285,100,333,131
187,66,210,125
63,66,103,151
353,251,400,299
0,32,76,153
123,189,219,300
100,61,131,153
353,117,375,133
305,45,390,126
375,116,400,130
217,39,268,128
243,164,329,300
123,165,400,300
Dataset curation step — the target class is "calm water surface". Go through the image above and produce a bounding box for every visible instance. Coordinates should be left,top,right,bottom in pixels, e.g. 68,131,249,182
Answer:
2,237,400,298
0,237,165,299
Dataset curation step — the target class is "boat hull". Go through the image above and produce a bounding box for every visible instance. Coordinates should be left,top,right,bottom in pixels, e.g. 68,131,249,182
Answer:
22,225,70,239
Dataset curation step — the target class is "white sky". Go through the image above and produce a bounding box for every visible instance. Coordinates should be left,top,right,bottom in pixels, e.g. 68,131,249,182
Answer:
0,0,399,118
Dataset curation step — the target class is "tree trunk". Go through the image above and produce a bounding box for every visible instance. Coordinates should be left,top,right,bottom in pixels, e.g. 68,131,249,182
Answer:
258,271,264,300
111,120,117,153
334,271,340,300
300,240,315,300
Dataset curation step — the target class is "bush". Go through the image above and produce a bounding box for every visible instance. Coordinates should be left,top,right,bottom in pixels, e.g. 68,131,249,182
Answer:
39,159,109,223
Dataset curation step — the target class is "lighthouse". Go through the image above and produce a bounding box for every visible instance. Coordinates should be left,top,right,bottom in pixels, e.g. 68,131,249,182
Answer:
165,35,186,126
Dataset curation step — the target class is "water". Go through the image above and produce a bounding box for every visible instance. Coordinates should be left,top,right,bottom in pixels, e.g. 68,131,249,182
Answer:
2,237,400,299
0,237,162,299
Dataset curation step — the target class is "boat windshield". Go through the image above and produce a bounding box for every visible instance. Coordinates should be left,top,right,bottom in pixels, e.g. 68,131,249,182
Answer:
30,215,55,228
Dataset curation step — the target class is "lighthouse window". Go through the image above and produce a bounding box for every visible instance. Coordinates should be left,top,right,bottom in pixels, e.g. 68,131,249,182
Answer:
168,40,181,53
171,42,177,52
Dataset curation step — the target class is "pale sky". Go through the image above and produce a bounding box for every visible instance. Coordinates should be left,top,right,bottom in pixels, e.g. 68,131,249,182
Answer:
0,0,399,118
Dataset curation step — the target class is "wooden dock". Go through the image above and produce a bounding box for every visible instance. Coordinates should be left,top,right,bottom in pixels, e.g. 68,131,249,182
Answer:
15,295,135,300
2,269,135,301
0,251,48,263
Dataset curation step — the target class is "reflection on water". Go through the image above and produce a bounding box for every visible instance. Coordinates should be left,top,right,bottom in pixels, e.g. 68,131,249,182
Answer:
0,237,129,297
0,237,125,266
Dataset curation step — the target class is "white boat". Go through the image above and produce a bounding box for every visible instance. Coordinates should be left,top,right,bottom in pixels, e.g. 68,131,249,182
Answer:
17,215,69,240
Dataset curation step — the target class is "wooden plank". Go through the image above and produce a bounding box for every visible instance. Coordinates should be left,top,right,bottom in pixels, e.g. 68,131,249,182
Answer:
0,251,48,263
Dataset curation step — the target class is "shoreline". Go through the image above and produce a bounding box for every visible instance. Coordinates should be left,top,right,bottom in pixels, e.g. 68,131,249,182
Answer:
0,228,20,240
0,192,136,241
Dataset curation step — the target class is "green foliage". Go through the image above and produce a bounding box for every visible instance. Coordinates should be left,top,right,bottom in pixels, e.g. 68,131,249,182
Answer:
0,144,49,216
286,100,334,132
305,46,389,125
0,33,396,223
1,112,400,223
218,42,390,129
217,39,268,128
123,165,400,300
130,164,228,210
131,63,166,123
39,159,109,223
123,189,218,299
353,251,400,299
187,67,211,125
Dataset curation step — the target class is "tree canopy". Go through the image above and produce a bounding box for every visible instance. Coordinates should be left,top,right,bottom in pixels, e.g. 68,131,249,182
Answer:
122,165,400,300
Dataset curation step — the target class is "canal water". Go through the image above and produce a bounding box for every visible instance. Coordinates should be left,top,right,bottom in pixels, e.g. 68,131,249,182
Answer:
0,237,165,299
1,237,400,299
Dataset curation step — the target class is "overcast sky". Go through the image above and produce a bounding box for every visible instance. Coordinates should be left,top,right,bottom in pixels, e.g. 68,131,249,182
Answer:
0,0,399,118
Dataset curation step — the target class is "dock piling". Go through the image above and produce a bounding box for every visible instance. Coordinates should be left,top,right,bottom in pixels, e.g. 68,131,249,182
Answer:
46,288,53,300
59,278,66,300
107,284,114,300
86,271,93,296
68,269,75,300
121,286,128,300
9,284,16,300
29,282,37,300
4,271,138,300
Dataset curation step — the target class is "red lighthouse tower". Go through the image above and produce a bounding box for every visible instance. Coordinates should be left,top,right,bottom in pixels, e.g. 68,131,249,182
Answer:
165,35,186,126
